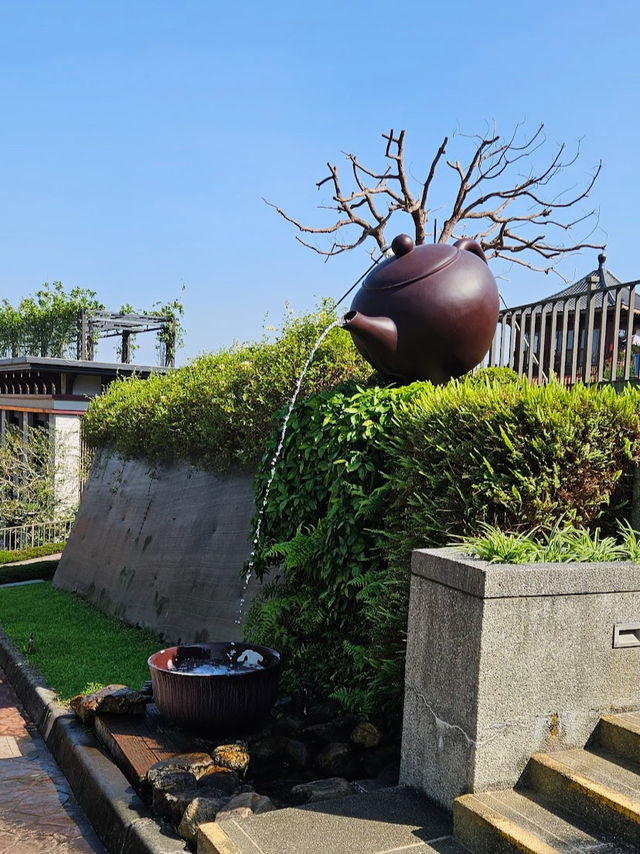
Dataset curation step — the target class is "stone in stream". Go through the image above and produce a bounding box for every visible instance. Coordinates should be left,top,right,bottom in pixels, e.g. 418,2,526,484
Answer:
69,684,147,725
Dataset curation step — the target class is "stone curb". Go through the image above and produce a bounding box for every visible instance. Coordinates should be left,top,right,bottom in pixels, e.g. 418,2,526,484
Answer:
0,628,187,854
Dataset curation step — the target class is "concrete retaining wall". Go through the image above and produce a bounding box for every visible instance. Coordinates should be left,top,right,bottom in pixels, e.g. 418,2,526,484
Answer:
53,449,260,644
400,547,640,809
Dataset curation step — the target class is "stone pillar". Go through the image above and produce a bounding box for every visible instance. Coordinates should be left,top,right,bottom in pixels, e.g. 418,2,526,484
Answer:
400,547,640,809
50,414,81,514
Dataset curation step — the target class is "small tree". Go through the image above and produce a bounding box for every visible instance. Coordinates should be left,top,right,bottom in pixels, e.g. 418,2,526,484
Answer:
0,424,58,527
266,123,603,278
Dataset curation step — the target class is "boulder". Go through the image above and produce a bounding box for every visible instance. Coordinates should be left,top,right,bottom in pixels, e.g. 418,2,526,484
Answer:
198,766,241,797
215,791,275,822
212,742,250,776
350,721,381,749
147,752,215,785
248,734,287,762
284,738,311,769
69,684,147,725
315,742,354,777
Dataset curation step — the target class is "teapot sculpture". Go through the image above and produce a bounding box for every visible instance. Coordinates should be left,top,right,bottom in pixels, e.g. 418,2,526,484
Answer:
341,233,500,384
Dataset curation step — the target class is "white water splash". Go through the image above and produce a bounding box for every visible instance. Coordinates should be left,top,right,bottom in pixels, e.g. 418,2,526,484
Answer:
234,319,340,624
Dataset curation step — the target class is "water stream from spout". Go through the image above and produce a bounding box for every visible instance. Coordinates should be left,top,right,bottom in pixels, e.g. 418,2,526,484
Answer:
234,319,340,624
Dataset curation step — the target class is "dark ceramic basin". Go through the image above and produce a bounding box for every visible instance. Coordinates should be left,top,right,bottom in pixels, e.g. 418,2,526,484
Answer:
148,642,281,732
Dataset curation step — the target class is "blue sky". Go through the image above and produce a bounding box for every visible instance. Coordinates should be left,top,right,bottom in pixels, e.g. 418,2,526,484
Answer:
0,1,637,364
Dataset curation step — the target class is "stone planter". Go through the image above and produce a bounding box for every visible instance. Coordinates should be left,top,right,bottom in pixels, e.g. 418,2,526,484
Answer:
400,547,640,810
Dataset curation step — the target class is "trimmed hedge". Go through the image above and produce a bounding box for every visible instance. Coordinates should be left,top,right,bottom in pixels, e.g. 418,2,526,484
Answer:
0,542,64,566
83,302,374,470
244,377,640,719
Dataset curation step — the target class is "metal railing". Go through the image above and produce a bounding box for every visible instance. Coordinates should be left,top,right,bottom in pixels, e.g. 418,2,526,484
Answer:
486,278,640,385
0,518,73,552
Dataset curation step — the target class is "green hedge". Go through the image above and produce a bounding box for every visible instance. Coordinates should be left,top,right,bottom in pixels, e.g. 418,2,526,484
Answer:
0,542,64,566
83,302,374,470
244,376,640,719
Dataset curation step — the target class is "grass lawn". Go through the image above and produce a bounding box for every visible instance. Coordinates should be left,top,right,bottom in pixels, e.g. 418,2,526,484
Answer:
0,581,163,702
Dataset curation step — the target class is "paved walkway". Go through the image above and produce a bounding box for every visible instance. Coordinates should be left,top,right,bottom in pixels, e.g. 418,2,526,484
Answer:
0,664,106,854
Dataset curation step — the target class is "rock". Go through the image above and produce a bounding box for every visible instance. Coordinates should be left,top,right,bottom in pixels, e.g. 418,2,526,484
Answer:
290,777,355,804
305,701,339,724
273,713,305,736
69,685,147,725
315,742,354,777
284,738,311,769
212,742,250,776
360,745,400,779
350,721,381,749
300,722,335,744
148,768,195,802
198,765,241,796
332,714,359,739
249,735,288,761
254,795,276,814
178,796,228,844
215,791,275,822
154,783,199,824
147,752,215,786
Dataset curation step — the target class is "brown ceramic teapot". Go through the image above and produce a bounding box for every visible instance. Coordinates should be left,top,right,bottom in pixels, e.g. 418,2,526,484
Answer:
341,233,500,384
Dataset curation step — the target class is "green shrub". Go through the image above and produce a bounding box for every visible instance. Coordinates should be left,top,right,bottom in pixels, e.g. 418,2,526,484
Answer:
244,378,640,719
460,520,640,564
0,542,64,566
83,301,374,470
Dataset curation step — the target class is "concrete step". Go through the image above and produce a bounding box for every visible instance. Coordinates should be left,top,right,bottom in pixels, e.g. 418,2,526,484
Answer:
454,788,635,853
593,710,640,764
197,786,469,854
524,749,640,847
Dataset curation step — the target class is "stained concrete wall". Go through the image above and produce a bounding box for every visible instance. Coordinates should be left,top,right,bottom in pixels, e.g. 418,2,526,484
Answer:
400,547,640,809
53,449,260,644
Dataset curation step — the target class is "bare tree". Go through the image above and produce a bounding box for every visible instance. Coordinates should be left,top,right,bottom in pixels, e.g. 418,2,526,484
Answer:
265,123,603,277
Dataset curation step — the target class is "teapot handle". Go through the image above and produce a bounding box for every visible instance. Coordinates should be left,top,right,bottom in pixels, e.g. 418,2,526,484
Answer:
454,238,487,265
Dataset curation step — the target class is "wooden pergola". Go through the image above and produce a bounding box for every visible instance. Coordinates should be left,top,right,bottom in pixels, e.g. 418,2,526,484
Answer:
78,310,176,366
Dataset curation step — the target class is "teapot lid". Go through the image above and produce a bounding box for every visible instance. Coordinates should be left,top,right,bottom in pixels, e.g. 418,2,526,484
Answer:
363,234,458,291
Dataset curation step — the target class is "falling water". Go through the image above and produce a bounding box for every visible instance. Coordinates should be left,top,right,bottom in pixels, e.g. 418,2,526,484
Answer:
234,319,340,624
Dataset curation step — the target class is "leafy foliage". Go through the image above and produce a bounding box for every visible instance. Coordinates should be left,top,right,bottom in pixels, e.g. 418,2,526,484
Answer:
460,520,640,563
0,542,64,566
83,301,374,469
245,378,640,719
0,424,61,527
0,282,103,358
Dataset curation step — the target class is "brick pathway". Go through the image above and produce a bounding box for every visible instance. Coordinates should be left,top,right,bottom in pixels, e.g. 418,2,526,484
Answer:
0,665,106,854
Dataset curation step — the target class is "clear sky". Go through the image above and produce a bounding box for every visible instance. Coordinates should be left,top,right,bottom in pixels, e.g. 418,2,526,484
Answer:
0,0,637,364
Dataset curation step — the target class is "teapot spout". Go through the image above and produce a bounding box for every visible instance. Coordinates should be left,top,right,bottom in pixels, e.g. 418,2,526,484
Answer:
340,310,398,359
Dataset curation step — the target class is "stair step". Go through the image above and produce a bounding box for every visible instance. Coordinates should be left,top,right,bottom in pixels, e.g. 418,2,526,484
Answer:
525,749,640,847
593,711,640,764
455,788,634,853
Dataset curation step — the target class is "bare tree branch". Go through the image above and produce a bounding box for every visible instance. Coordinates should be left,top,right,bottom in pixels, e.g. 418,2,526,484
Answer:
266,123,604,273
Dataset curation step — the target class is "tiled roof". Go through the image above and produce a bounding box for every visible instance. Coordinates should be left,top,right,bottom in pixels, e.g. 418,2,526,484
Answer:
510,255,640,316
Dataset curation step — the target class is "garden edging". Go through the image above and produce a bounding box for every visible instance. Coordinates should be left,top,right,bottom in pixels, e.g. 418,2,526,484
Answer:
0,628,187,854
